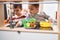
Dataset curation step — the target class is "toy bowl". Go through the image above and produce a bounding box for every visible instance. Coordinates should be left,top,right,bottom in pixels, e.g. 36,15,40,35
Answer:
40,21,51,28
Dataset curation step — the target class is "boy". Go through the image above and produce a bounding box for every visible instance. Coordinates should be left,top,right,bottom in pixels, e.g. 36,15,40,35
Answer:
28,4,51,29
6,4,26,27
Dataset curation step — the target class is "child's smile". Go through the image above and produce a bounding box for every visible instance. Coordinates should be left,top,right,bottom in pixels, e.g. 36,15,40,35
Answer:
29,5,39,15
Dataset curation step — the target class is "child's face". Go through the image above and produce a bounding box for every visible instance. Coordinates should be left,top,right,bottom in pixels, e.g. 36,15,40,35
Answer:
14,7,22,16
29,5,39,14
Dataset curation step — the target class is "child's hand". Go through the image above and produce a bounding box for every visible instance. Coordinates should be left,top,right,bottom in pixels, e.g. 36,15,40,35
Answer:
15,22,18,28
4,20,10,24
15,24,18,28
4,20,7,25
48,19,53,23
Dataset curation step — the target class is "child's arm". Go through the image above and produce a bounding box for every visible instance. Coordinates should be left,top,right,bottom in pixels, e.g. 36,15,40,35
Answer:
40,12,53,23
41,12,49,19
15,20,22,27
5,16,10,23
15,22,18,28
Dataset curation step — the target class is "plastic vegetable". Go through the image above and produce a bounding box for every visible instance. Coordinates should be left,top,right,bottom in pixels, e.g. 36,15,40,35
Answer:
22,18,36,28
29,18,36,28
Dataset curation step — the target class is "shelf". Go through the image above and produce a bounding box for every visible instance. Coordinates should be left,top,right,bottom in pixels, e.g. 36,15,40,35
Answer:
0,0,58,2
0,0,40,2
0,1,58,4
0,27,59,34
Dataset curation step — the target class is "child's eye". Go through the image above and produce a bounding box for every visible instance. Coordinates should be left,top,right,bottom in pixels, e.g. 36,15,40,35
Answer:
29,8,33,10
16,10,19,12
30,9,33,10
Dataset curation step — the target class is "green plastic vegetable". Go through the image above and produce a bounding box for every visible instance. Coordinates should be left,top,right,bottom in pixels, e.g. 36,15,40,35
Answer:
29,18,36,23
22,18,36,28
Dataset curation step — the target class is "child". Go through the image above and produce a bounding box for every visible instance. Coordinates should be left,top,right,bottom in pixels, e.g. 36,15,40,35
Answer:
27,4,51,29
6,4,26,27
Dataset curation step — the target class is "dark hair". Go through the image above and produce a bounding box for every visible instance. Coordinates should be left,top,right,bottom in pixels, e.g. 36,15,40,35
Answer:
13,4,22,10
31,4,39,8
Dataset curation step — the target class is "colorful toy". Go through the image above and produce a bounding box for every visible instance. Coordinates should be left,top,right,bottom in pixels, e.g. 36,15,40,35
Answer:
40,21,51,27
26,23,30,28
30,22,35,28
29,18,36,28
40,21,52,30
22,18,36,28
22,19,27,28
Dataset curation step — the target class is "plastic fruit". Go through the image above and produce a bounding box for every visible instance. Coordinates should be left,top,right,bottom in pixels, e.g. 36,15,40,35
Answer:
40,21,51,27
29,18,36,23
22,18,36,28
29,18,36,28
30,22,35,28
22,19,27,27
26,23,30,28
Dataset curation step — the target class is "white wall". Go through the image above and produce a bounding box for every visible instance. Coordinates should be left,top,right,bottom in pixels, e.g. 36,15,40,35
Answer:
0,31,58,40
43,3,58,20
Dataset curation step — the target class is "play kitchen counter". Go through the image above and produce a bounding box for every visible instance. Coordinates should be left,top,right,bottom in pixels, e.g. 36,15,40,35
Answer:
0,0,60,40
0,27,59,34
